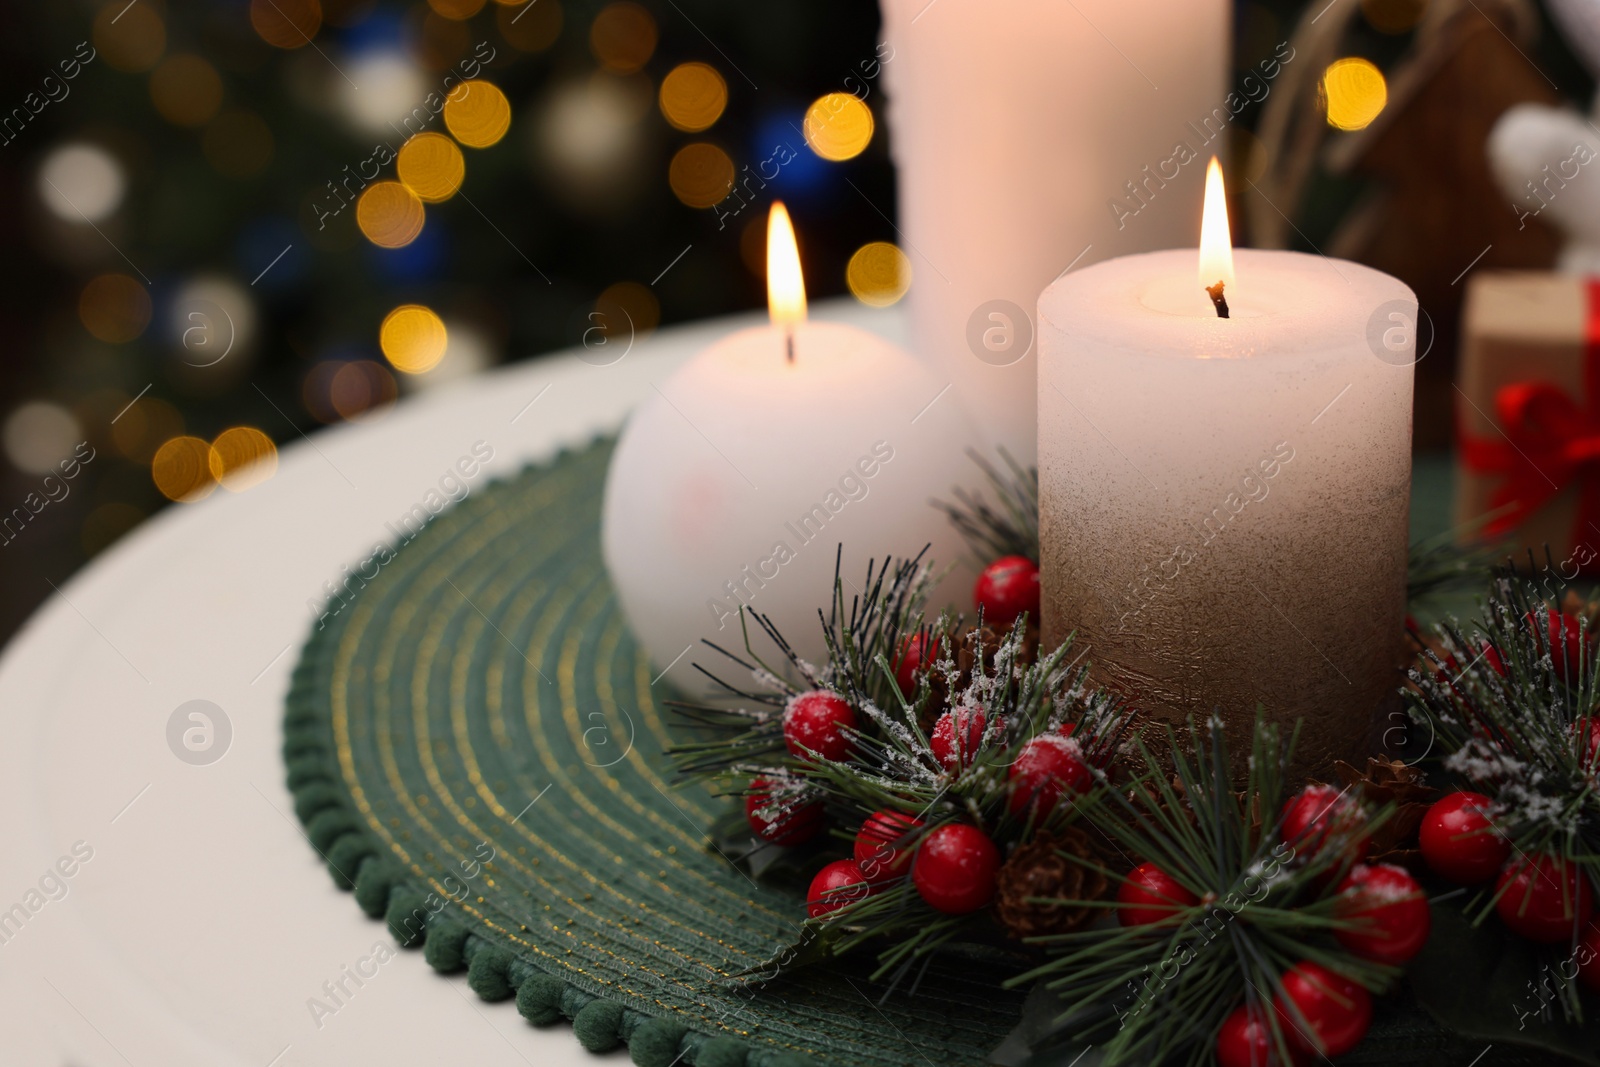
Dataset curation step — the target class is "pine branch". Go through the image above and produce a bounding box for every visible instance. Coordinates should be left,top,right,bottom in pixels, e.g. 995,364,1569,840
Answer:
932,447,1040,563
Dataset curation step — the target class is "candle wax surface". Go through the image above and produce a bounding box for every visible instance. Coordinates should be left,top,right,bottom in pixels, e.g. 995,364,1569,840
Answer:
603,320,979,690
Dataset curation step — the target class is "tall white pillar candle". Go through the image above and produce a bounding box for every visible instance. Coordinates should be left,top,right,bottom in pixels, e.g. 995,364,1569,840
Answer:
881,0,1230,465
1037,240,1415,774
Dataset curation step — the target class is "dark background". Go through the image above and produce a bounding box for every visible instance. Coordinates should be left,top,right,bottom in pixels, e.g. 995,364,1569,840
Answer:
0,0,1590,645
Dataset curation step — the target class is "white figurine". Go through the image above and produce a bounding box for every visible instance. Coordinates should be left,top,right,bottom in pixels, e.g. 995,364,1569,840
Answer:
1487,0,1600,271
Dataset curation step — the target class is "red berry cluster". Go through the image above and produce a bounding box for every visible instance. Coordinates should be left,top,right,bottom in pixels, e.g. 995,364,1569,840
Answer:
1419,789,1600,966
802,812,1001,919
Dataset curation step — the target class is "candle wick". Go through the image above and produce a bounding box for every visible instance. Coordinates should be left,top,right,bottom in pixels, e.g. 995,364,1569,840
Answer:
785,326,796,364
1205,280,1230,319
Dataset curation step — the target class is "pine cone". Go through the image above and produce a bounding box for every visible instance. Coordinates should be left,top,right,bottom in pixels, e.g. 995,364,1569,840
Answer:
994,827,1108,940
915,623,1040,732
1333,758,1437,860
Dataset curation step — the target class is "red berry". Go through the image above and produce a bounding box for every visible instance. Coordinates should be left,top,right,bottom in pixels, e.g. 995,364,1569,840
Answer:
1280,785,1369,871
744,777,822,846
1334,863,1431,964
893,633,941,698
806,859,871,919
1217,1004,1301,1067
974,555,1040,628
930,707,994,772
854,810,925,883
911,823,1000,914
783,691,856,762
1530,609,1587,684
1578,924,1600,992
1116,862,1199,927
1275,962,1372,1059
1418,791,1508,883
1495,852,1592,943
1007,734,1093,818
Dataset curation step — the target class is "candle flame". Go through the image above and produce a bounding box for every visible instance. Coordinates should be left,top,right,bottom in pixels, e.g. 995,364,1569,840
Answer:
767,202,807,330
1198,156,1235,294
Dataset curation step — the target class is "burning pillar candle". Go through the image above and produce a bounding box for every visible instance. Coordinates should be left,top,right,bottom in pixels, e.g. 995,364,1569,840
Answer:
1037,161,1415,773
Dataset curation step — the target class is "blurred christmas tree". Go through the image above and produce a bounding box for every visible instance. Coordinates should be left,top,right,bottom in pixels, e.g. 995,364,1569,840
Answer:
0,0,899,641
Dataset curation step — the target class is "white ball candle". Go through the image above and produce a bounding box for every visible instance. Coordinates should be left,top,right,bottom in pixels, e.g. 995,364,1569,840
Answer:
1037,162,1415,774
603,205,978,685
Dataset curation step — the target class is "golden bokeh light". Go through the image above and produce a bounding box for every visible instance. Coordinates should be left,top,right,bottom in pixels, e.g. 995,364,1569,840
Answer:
668,142,734,208
150,55,224,127
251,0,323,49
804,93,873,162
443,80,512,148
497,0,563,52
428,0,487,19
94,2,166,73
659,62,727,132
202,110,275,178
590,2,656,73
330,360,398,420
152,435,217,502
356,181,426,248
846,242,912,307
79,274,151,344
380,305,449,374
397,132,466,202
1321,57,1387,131
111,397,184,463
594,281,660,343
208,426,278,492
1362,0,1426,34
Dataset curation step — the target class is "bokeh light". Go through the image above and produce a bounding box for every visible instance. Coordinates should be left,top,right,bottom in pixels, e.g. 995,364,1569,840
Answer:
590,2,657,74
659,62,727,133
150,55,224,127
169,276,258,363
804,93,874,161
1321,58,1387,131
3,402,81,475
209,427,278,491
94,1,166,73
443,80,512,148
79,274,151,344
202,110,275,178
380,305,449,373
428,0,487,19
356,181,426,248
251,0,323,50
668,143,734,208
151,436,217,502
397,133,466,202
329,360,398,420
111,398,184,462
594,281,660,343
39,143,125,222
498,0,562,52
1362,0,1426,34
342,52,428,135
846,242,911,307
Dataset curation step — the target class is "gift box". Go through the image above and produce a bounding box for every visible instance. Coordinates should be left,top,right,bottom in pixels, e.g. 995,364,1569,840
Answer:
1456,271,1600,569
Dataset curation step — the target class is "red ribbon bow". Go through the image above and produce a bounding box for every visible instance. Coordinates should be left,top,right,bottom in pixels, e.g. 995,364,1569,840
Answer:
1459,279,1600,538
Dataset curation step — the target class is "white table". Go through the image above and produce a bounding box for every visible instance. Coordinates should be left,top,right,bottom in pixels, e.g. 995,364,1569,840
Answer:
0,301,908,1067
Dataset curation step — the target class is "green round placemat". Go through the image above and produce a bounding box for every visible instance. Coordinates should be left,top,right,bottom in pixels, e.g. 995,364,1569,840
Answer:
283,437,1024,1067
